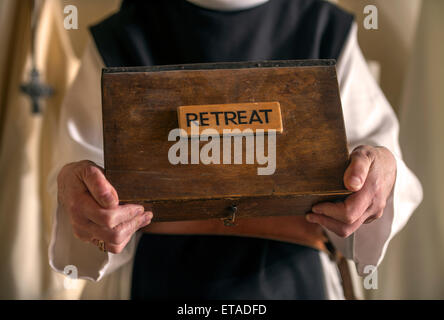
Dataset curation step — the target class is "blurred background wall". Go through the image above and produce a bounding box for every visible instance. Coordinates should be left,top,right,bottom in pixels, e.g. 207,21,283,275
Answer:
0,0,442,299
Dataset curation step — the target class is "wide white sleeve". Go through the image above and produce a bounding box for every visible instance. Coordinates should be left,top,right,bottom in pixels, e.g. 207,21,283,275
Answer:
48,40,140,281
331,23,423,275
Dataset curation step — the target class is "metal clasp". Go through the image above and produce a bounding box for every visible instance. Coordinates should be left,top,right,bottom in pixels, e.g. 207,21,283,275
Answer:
223,205,237,227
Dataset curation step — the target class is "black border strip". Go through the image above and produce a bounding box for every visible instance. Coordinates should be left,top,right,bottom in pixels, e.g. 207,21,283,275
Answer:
102,59,336,74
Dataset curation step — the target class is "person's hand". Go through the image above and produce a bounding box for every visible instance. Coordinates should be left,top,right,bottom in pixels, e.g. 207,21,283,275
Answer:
57,160,153,253
306,145,397,238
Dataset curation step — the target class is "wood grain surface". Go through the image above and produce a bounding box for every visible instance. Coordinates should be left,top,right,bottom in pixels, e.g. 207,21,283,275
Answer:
102,60,351,221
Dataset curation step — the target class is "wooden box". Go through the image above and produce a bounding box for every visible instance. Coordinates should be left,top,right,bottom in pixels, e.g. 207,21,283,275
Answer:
101,60,351,222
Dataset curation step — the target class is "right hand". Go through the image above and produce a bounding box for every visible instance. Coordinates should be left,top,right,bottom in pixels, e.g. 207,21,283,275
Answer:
57,160,153,254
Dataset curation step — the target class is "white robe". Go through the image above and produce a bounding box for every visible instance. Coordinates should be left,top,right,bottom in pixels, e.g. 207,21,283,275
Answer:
47,1,423,299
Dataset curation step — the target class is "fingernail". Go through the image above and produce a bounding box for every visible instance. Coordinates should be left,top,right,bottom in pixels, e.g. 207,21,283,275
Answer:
143,213,152,224
312,206,322,214
145,211,153,219
305,214,315,223
102,192,115,206
349,176,362,190
136,207,144,215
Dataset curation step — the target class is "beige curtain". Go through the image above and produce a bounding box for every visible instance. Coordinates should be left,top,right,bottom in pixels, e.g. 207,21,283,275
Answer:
369,0,444,299
0,0,84,299
0,0,81,299
0,0,121,300
336,0,444,299
336,0,422,113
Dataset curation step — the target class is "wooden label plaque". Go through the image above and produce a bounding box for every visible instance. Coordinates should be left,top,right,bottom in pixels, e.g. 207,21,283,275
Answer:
101,60,351,222
177,102,283,136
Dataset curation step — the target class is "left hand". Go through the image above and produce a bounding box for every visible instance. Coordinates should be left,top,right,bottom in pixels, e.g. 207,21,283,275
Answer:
306,145,397,238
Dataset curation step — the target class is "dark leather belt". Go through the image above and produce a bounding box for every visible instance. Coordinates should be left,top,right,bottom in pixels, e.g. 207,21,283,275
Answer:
141,216,328,251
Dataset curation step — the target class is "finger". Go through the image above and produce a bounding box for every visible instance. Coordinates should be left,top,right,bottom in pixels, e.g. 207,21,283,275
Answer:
363,199,386,224
78,163,119,208
100,204,148,228
305,212,368,238
91,237,130,254
89,211,153,245
344,146,374,192
96,213,153,254
364,213,381,224
91,203,146,229
71,192,146,228
103,236,132,254
312,185,374,224
91,237,126,254
71,221,94,243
